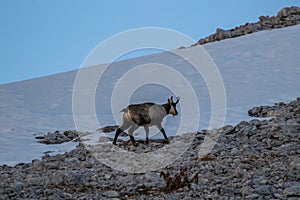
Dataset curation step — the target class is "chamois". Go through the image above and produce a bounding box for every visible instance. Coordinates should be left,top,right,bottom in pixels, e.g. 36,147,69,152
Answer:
113,96,180,146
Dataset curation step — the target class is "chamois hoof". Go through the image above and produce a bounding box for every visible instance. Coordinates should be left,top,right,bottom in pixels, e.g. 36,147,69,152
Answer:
132,142,138,147
164,139,170,144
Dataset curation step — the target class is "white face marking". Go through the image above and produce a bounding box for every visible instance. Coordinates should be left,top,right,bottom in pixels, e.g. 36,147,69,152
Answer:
169,104,177,115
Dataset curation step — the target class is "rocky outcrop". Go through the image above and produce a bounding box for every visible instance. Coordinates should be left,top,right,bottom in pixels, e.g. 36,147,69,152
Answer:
1,97,299,199
35,130,80,144
192,6,300,46
97,125,119,133
248,97,300,118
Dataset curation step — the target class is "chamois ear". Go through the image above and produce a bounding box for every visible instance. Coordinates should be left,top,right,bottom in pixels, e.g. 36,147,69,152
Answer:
168,97,173,104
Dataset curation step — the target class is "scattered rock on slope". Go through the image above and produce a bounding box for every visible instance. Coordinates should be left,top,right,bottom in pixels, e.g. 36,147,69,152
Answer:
192,6,300,46
35,130,80,144
1,97,299,199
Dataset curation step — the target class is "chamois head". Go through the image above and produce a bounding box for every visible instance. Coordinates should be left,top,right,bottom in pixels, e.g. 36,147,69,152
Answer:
168,96,180,116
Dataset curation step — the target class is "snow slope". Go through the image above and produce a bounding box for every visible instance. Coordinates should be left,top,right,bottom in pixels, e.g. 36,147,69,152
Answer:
1,25,300,165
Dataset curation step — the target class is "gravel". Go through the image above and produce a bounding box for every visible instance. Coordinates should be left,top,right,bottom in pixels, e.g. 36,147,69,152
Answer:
1,97,299,199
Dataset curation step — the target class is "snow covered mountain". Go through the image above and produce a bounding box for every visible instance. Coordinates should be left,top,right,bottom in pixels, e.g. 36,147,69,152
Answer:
1,24,299,166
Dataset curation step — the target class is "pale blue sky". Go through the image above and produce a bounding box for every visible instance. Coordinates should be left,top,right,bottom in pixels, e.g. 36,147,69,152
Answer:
0,0,298,84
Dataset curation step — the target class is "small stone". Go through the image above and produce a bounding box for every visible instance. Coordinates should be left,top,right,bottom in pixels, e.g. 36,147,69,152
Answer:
218,196,229,200
245,193,259,199
230,148,239,154
44,161,59,170
165,194,180,200
284,183,300,197
222,125,235,135
12,181,23,191
190,183,200,190
32,159,44,171
199,178,209,185
99,136,111,143
103,190,119,198
196,132,205,140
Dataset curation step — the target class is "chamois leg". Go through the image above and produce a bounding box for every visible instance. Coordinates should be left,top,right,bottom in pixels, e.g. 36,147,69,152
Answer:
113,122,131,145
128,124,139,146
156,124,170,144
113,128,122,145
144,125,150,144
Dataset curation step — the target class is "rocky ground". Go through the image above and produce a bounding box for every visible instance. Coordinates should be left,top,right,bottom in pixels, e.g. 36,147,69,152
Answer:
191,6,300,46
35,130,80,144
0,97,299,199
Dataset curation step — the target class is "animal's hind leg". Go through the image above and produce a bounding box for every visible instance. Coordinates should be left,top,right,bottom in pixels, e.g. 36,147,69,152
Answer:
113,122,131,145
128,124,139,146
156,124,170,144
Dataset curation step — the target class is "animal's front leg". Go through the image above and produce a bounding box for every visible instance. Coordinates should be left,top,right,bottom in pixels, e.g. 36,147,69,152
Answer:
156,124,170,144
113,128,122,145
113,122,131,145
144,125,150,144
